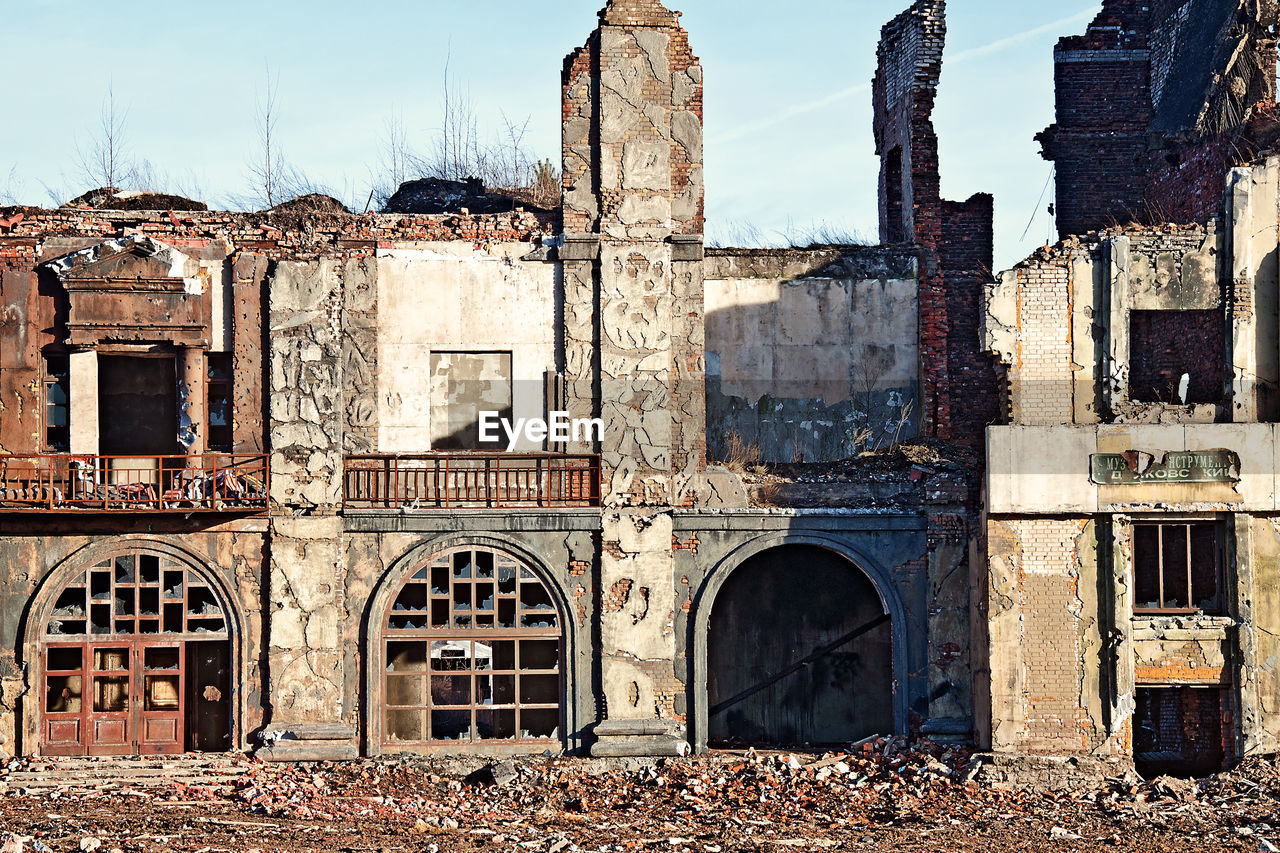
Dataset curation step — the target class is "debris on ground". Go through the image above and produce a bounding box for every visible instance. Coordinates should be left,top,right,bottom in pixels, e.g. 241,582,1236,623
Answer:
1,737,1277,851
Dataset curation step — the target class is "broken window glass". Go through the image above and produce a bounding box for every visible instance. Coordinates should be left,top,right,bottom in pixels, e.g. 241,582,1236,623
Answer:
44,354,70,452
206,353,232,452
383,547,563,746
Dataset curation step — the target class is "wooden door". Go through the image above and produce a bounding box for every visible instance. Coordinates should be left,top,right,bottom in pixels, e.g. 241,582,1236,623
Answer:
86,646,132,755
43,644,87,756
138,644,184,754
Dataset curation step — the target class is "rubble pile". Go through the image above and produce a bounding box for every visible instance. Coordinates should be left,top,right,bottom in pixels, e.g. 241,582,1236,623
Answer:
0,740,1278,851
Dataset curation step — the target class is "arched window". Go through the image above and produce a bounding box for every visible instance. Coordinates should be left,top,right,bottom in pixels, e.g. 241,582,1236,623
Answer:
40,551,232,756
382,547,563,748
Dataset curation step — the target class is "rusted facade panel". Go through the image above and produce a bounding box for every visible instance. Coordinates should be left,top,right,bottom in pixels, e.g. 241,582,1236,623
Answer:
0,271,41,455
231,253,267,455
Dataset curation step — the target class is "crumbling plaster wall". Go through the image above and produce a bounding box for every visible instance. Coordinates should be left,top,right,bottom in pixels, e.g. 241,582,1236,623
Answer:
0,527,267,758
267,260,348,732
561,0,708,756
704,249,920,463
373,244,556,453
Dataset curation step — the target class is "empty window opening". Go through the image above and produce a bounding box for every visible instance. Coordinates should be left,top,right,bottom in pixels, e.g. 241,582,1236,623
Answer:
206,353,232,452
884,146,906,244
1129,310,1224,404
707,545,893,748
98,355,178,456
1134,687,1227,778
381,547,563,750
40,552,232,756
429,352,513,451
44,354,69,452
1133,522,1223,614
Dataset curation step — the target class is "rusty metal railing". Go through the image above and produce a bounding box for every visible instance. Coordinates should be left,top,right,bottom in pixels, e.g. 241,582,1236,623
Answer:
0,454,268,512
344,453,601,510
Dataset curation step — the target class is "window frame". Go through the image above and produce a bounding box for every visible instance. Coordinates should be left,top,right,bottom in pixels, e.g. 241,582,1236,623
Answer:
43,352,70,453
1131,520,1225,615
205,352,232,453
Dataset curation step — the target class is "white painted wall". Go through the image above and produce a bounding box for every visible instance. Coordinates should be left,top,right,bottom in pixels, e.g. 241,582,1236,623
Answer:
375,243,557,453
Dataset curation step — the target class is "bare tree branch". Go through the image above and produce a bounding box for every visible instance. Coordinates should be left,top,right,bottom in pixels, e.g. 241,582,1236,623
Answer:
244,65,289,209
0,167,21,205
76,83,134,190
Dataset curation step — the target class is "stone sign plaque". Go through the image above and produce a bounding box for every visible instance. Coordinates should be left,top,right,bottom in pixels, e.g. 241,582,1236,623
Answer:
1090,450,1240,485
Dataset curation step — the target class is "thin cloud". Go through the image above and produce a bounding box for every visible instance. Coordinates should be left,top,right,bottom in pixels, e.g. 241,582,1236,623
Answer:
709,5,1100,146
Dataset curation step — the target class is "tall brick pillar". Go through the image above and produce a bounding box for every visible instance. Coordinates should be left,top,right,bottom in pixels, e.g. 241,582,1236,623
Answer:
562,0,705,756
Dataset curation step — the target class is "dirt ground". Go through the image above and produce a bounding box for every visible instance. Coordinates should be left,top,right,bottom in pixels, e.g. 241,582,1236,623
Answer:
1,740,1277,853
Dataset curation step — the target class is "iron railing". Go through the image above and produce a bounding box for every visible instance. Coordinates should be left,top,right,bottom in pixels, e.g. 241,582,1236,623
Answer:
344,453,601,510
0,454,268,512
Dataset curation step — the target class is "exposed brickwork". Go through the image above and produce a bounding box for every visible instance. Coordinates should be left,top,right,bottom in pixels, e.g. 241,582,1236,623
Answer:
671,534,698,554
1129,309,1226,404
1040,0,1279,238
1014,519,1097,754
872,0,998,448
0,207,553,262
603,578,634,613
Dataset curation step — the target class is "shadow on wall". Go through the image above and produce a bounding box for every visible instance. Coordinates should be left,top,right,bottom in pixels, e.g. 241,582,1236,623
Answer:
704,256,921,464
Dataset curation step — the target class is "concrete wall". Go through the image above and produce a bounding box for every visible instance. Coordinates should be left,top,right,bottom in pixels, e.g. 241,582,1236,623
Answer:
705,248,920,463
374,245,556,453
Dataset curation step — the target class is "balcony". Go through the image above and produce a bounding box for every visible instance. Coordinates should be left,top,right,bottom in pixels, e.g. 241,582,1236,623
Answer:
344,453,601,510
0,454,269,513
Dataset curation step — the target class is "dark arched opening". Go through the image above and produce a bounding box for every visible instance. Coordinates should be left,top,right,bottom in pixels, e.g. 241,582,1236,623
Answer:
707,545,893,747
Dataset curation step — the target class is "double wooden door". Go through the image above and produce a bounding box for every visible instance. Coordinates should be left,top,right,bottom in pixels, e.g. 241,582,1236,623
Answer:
43,641,186,756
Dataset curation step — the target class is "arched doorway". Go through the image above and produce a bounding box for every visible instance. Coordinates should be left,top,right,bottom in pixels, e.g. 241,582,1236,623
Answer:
707,545,894,747
379,546,565,751
38,549,233,756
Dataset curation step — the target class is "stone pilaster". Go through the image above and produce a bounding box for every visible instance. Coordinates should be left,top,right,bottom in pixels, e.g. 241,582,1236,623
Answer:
261,259,355,760
563,0,704,756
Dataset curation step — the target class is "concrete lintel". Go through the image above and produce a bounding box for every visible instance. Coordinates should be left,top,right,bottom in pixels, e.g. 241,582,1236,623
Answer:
560,234,601,261
672,509,927,532
343,509,604,534
591,718,687,757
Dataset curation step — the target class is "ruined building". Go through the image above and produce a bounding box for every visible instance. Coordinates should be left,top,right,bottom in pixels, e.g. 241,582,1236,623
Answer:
0,0,1272,777
873,0,999,448
983,7,1280,777
1039,0,1279,236
0,0,981,761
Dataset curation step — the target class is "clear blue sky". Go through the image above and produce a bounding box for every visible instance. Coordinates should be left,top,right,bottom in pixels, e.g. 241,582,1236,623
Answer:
0,1,1101,271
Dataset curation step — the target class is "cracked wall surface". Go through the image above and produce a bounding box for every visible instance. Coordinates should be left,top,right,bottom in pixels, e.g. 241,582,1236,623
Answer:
704,249,920,463
267,260,347,735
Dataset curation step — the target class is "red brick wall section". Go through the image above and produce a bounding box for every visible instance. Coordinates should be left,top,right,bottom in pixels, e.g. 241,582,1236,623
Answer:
872,0,999,447
1040,0,1280,238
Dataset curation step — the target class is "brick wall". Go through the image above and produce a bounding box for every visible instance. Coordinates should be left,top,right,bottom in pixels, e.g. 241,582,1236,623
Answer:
1012,518,1097,754
872,0,999,448
1040,0,1279,239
